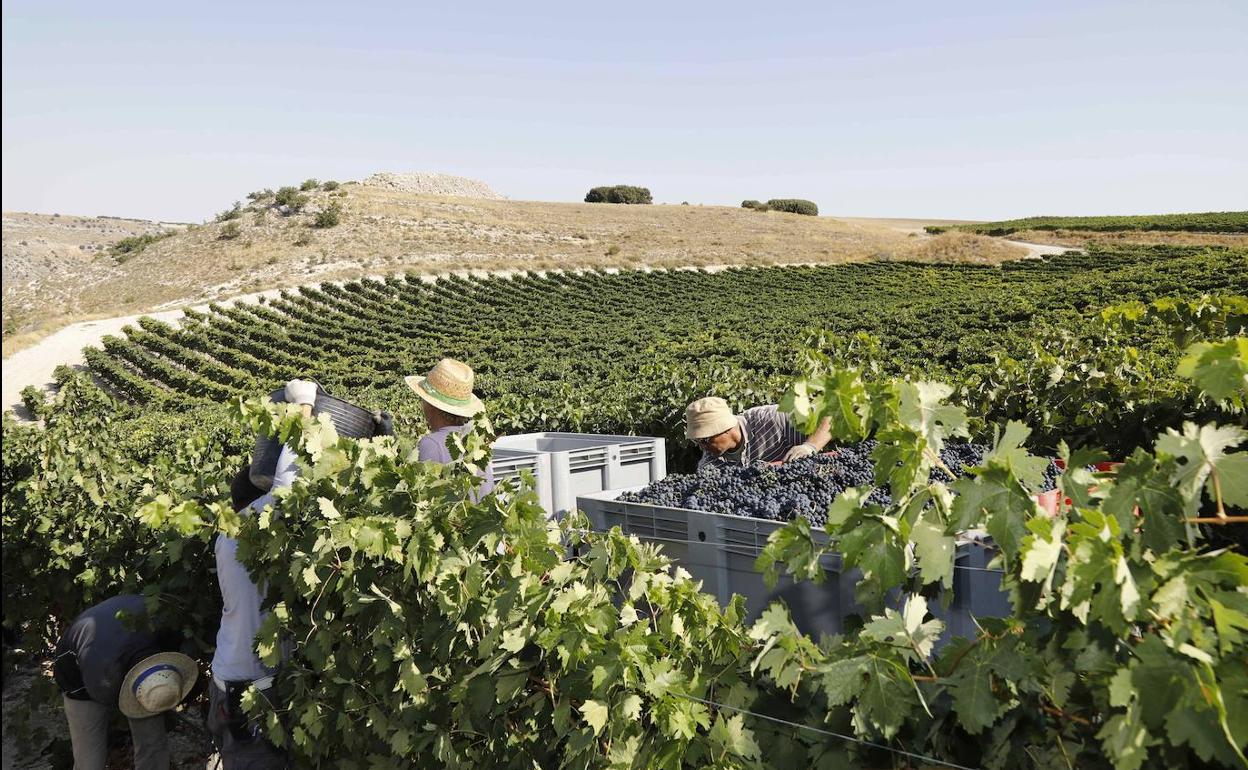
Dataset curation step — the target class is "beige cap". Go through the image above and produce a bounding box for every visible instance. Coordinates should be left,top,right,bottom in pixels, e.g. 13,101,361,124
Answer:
118,652,198,719
685,397,737,440
404,358,485,418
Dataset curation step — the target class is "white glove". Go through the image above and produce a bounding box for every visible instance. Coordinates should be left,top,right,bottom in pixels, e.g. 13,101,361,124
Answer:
284,379,319,406
782,443,818,462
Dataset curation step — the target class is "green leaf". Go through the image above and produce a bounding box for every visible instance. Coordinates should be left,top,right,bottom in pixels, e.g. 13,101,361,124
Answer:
621,693,643,721
1218,453,1248,508
708,713,761,760
399,659,427,698
1156,422,1247,515
911,511,955,590
1020,515,1065,591
580,699,609,736
1097,703,1157,770
1177,337,1248,400
985,421,1049,490
820,656,869,706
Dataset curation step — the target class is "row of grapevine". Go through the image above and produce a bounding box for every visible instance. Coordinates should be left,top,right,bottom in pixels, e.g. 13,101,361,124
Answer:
946,211,1248,235
82,245,1247,466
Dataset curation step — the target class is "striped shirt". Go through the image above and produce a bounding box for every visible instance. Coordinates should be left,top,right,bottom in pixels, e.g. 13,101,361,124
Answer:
699,404,806,467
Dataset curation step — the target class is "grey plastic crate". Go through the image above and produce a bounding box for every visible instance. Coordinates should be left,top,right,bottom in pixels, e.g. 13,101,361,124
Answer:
578,489,1009,642
494,432,666,515
488,448,555,516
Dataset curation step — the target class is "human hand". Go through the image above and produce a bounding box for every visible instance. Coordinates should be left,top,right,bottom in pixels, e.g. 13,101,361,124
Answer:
284,379,319,406
782,443,818,462
372,411,395,437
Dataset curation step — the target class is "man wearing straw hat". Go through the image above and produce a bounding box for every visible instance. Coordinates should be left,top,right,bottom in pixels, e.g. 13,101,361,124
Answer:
686,397,832,467
405,358,495,495
52,594,198,770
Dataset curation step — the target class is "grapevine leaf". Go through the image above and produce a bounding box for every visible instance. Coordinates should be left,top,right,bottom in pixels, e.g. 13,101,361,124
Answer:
1097,702,1157,770
1177,337,1248,400
1019,515,1065,595
949,656,1004,734
911,511,955,590
1155,422,1246,515
1104,450,1185,552
985,421,1049,490
580,699,609,736
854,653,914,740
1218,453,1248,508
819,656,869,706
708,713,761,760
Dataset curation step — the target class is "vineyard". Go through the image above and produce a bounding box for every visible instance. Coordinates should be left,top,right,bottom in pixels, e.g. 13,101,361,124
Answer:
4,242,1248,769
941,211,1248,236
67,244,1248,465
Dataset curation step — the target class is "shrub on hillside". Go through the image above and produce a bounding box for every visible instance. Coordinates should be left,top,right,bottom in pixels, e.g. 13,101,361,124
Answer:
741,200,768,211
584,185,652,204
246,189,274,203
300,178,320,191
275,187,310,213
109,231,172,263
215,202,243,222
321,180,340,191
924,226,948,235
766,199,818,216
313,202,342,229
218,221,242,240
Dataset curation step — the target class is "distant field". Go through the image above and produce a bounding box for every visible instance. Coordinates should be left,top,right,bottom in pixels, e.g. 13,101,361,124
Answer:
937,211,1248,236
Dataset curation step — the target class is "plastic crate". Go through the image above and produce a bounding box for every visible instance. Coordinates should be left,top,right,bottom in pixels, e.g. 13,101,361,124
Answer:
488,449,556,517
578,489,1010,643
579,488,849,636
494,432,666,515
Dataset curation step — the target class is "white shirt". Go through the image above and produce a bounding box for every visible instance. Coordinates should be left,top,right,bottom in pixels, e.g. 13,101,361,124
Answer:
211,445,297,683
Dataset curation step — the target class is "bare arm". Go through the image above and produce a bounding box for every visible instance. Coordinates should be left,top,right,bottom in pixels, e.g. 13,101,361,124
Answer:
805,416,833,452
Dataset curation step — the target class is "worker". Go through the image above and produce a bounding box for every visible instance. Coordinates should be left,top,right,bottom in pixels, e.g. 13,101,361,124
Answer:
405,358,494,495
52,594,198,770
686,396,832,467
208,378,317,769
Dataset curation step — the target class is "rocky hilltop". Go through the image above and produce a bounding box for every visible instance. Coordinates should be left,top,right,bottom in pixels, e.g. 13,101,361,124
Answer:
360,172,504,199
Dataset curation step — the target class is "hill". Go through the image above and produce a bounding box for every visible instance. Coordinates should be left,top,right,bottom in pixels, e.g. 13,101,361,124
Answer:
2,212,185,335
1,175,1012,355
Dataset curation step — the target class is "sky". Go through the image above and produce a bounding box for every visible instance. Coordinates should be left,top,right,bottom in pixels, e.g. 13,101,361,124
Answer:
3,0,1246,222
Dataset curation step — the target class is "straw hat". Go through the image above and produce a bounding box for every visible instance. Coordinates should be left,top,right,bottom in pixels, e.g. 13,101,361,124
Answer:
685,397,738,440
404,358,485,418
118,652,198,718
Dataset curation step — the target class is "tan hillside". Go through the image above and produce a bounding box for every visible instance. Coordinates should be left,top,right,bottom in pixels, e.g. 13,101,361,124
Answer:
2,212,185,330
2,177,1017,355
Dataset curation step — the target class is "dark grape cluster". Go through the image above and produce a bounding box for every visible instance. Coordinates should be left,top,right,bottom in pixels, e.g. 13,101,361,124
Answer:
619,441,1062,526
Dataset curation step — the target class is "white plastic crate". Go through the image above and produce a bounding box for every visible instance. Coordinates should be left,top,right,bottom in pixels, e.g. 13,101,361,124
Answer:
488,448,555,516
577,488,1009,643
493,432,666,515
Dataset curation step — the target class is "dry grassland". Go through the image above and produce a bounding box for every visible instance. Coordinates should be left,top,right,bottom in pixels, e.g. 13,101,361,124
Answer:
3,184,1023,355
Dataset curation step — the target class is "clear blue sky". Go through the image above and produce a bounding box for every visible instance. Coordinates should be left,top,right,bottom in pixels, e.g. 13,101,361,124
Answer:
3,0,1246,222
